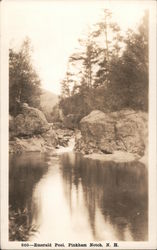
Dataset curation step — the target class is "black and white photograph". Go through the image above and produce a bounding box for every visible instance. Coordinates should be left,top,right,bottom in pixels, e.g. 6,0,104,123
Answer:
0,0,157,249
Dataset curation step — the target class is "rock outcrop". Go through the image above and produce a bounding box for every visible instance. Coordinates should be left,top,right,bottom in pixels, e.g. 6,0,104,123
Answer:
9,136,47,154
75,110,148,157
11,104,50,137
9,104,74,154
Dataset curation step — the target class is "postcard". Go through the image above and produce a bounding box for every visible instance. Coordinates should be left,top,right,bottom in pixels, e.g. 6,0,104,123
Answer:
0,0,157,249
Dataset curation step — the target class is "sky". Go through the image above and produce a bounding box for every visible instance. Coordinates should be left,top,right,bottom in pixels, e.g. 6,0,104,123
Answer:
4,0,150,95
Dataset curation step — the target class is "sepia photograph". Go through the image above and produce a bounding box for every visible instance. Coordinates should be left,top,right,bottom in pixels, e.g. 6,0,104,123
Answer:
0,0,157,249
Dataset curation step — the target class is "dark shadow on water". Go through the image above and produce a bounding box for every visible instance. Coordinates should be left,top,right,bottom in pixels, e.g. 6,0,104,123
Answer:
60,153,148,241
9,152,49,241
9,151,148,241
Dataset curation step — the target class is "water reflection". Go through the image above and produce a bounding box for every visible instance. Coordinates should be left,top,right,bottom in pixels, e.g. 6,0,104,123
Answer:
9,153,49,211
9,152,148,241
60,153,148,241
9,153,49,240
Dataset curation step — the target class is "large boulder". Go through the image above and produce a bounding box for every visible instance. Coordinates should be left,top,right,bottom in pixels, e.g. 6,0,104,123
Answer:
13,104,50,137
77,110,148,156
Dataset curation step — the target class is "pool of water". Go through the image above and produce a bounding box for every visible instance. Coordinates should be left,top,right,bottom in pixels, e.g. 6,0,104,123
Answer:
9,151,148,241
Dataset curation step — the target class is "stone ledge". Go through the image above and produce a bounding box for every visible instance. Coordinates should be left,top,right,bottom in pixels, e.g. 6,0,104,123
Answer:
84,151,142,163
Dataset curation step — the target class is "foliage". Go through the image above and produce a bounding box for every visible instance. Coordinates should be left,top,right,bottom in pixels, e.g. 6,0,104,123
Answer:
108,10,148,111
9,206,37,241
9,208,29,241
9,38,41,116
50,103,63,122
59,10,148,125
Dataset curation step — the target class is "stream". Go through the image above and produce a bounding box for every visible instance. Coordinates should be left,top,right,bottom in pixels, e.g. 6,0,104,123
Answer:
9,138,148,241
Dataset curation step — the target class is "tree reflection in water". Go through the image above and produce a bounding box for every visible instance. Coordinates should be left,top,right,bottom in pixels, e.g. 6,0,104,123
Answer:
9,152,148,241
60,153,148,241
9,153,49,241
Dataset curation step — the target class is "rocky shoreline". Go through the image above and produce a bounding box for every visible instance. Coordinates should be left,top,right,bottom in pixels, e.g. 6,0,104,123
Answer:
9,128,74,154
84,151,148,165
74,110,148,164
9,105,148,165
9,104,74,154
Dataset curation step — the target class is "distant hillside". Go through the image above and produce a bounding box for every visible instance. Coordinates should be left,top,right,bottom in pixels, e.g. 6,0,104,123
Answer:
40,89,58,122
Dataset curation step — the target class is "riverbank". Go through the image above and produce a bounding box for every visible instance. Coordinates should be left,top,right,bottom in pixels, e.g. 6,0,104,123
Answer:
9,105,148,166
74,109,148,165
9,128,74,154
9,103,75,154
84,151,139,162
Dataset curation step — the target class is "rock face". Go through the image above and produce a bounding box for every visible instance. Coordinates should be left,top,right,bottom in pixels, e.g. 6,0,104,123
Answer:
9,136,47,154
9,126,59,154
76,110,148,156
9,103,75,153
9,103,76,154
12,105,50,137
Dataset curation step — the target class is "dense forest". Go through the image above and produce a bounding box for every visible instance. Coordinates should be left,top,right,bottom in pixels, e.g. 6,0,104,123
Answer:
59,10,148,126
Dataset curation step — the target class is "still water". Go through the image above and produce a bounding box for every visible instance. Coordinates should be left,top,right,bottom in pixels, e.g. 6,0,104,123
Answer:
9,150,148,241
